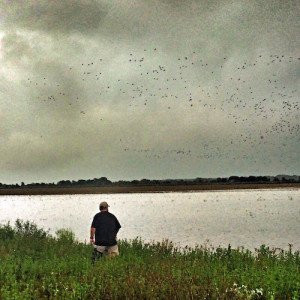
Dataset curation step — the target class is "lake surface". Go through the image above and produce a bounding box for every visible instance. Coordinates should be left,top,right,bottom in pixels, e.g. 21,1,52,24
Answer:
0,188,299,250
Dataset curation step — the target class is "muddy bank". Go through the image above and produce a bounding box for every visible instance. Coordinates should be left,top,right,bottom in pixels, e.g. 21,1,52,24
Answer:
0,183,299,195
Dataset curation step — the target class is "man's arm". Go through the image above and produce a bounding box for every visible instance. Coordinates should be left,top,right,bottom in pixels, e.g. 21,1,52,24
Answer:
90,227,96,244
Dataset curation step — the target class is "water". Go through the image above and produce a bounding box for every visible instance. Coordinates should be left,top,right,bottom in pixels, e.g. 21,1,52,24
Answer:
0,188,299,250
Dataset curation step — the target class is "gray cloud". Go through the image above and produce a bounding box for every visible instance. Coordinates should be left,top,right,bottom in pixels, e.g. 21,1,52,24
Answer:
0,0,299,184
1,0,108,35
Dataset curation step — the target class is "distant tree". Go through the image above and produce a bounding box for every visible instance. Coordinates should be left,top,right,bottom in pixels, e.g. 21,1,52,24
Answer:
229,176,240,183
248,176,256,182
281,176,296,183
116,180,126,186
216,177,227,183
140,179,151,185
99,177,112,185
260,176,269,182
195,178,203,183
57,180,71,186
77,180,87,185
151,180,160,185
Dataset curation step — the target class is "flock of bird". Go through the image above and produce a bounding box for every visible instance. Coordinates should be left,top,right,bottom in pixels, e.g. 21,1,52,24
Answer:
24,48,299,166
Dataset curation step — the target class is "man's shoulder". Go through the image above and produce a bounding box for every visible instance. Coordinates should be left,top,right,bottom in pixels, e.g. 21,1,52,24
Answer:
93,212,102,218
94,211,116,218
105,212,118,220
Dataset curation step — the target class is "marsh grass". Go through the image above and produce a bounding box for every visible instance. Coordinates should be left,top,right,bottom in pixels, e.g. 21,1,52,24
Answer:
0,220,299,299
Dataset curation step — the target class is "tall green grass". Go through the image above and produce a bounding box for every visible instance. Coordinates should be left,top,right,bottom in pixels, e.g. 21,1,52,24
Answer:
0,220,299,299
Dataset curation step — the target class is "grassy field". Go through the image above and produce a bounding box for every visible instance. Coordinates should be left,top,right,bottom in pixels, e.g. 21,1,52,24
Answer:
0,220,299,299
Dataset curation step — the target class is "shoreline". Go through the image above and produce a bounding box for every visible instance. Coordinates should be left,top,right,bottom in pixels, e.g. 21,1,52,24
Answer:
0,183,299,195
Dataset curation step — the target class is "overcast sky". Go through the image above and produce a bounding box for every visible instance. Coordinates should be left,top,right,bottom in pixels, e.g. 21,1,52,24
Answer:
0,0,299,184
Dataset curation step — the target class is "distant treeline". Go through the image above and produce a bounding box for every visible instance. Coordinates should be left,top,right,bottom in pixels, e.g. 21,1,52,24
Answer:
0,175,299,189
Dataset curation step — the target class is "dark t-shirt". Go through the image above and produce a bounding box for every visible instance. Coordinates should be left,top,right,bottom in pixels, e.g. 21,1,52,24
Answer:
91,211,121,246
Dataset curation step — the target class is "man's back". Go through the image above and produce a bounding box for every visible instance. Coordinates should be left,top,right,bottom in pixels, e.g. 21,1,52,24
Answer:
91,211,121,246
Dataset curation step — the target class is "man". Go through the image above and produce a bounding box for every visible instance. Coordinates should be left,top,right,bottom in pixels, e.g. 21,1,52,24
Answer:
90,201,121,262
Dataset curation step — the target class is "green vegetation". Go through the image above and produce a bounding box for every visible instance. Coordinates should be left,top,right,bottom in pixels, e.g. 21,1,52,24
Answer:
0,220,299,299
